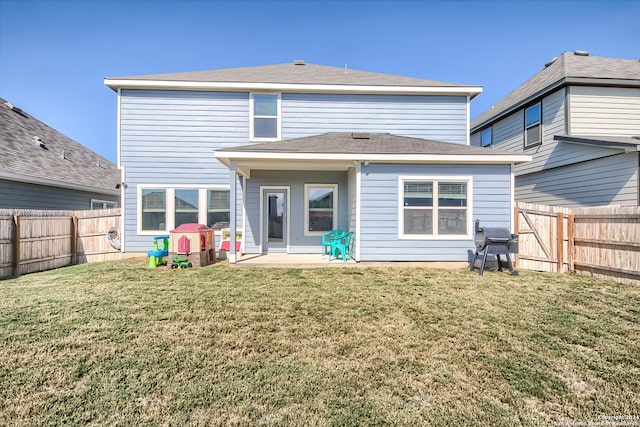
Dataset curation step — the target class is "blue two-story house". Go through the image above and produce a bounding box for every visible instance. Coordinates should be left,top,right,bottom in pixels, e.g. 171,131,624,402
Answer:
105,61,529,263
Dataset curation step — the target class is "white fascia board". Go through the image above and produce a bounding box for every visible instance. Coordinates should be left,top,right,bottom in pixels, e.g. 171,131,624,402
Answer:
104,78,483,97
0,171,120,196
214,151,532,165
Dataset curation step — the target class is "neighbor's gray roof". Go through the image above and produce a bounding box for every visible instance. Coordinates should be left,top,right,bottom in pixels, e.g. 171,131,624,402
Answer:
216,132,521,157
554,134,640,151
107,62,473,89
472,52,640,131
0,98,120,195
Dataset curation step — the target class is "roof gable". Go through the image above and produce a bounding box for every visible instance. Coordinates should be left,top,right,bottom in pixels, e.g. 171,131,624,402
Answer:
0,98,120,194
472,52,640,131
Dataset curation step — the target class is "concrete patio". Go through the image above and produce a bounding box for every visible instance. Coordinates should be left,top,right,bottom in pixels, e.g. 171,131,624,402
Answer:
232,253,467,269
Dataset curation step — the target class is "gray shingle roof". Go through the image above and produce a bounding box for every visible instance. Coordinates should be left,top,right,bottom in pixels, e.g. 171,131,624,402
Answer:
471,52,640,131
0,98,120,194
107,62,473,88
217,132,521,157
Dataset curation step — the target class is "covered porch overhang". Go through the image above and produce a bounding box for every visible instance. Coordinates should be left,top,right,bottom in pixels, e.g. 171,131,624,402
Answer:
213,133,531,263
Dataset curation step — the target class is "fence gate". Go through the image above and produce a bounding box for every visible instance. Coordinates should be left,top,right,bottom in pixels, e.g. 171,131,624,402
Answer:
514,204,567,273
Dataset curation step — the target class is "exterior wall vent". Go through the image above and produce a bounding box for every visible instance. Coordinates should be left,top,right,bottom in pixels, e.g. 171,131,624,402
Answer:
294,59,306,66
352,132,370,139
574,50,590,56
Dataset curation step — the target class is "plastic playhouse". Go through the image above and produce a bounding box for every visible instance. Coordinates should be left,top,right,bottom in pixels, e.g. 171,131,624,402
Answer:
147,236,169,268
169,223,215,267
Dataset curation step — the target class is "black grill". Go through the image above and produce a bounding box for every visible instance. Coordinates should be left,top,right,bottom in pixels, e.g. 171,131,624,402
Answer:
470,220,519,276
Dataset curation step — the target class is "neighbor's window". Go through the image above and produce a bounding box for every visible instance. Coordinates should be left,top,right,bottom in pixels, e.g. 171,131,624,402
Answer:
91,199,117,209
400,178,470,238
175,189,199,227
304,184,338,235
251,93,280,140
481,127,492,147
524,103,541,147
141,189,166,231
207,189,230,227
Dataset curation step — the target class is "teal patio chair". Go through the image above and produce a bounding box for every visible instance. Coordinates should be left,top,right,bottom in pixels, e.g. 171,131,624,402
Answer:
321,229,344,256
331,231,353,262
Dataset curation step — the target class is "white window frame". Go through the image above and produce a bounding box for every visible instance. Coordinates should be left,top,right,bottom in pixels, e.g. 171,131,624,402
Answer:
137,185,230,235
304,183,338,236
481,127,492,148
524,103,542,148
250,92,281,142
91,199,118,209
398,176,473,240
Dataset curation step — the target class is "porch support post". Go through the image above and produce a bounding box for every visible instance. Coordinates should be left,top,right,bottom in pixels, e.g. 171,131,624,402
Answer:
229,163,237,264
355,161,362,262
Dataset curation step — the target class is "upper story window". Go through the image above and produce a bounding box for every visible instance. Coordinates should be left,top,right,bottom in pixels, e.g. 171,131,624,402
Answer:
524,103,541,148
481,127,492,147
251,93,280,141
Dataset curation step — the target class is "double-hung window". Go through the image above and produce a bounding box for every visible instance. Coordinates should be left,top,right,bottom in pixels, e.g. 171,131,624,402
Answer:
207,189,231,227
175,189,199,228
251,93,280,140
399,177,471,239
141,189,167,231
304,184,338,235
524,103,541,148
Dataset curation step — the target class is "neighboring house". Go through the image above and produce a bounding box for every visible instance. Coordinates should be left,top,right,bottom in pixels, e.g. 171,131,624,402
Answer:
104,62,529,262
1,97,120,210
471,51,640,207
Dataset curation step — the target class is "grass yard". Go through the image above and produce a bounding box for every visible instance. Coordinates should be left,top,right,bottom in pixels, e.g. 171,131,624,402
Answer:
1,258,639,426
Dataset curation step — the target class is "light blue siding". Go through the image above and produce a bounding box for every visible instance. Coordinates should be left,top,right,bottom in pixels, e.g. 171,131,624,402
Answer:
0,179,118,210
282,94,468,144
119,90,471,252
120,90,249,251
516,152,639,207
243,171,348,254
359,164,512,261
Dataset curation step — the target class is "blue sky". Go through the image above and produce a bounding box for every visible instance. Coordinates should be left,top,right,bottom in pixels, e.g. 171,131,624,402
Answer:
1,0,638,164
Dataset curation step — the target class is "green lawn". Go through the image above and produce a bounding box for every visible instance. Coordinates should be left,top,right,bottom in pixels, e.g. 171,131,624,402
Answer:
1,258,638,426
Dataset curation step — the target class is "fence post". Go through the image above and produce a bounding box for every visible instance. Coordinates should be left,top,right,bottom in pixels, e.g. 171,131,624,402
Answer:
557,212,564,273
12,214,20,277
568,214,575,272
513,206,519,267
71,215,78,265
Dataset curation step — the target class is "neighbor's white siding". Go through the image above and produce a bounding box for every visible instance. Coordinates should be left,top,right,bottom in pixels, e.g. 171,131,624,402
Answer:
569,86,640,137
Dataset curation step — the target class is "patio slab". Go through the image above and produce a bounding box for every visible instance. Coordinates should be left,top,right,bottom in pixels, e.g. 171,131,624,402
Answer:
233,253,467,269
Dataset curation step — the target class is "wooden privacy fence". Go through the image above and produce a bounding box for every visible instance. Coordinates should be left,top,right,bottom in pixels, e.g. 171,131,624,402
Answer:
0,208,121,279
515,202,640,286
